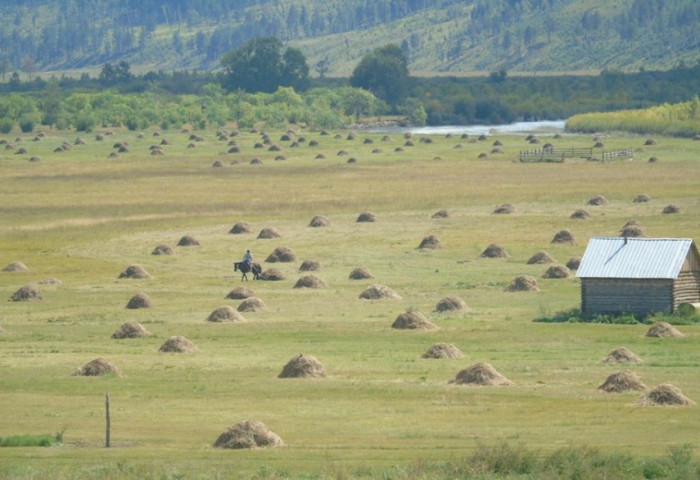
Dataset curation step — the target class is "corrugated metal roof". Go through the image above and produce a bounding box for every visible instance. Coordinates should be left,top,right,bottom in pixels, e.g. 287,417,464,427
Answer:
576,237,695,279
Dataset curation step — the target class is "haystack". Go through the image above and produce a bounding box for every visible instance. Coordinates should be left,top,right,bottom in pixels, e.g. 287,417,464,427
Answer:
566,257,581,270
278,353,327,378
177,235,200,246
158,336,198,353
229,222,252,234
10,284,42,302
493,203,516,214
620,225,645,238
542,265,571,279
299,260,321,272
126,292,152,309
309,215,330,227
265,247,297,263
598,371,647,393
645,322,684,338
391,310,437,330
644,138,657,145
119,264,151,279
356,211,377,222
431,209,450,219
212,160,224,167
238,297,267,312
527,252,556,265
359,284,400,300
38,277,61,285
213,420,283,449
347,157,358,164
505,275,539,292
226,286,255,299
570,209,591,220
349,267,374,280
294,275,326,289
418,235,442,249
551,229,576,245
207,306,244,323
421,343,464,359
259,269,285,281
257,227,281,239
587,195,609,206
639,384,695,406
633,194,651,203
151,244,174,255
480,243,509,258
451,362,513,386
111,322,151,339
73,358,123,377
2,261,28,272
434,295,468,313
662,204,679,214
603,347,643,364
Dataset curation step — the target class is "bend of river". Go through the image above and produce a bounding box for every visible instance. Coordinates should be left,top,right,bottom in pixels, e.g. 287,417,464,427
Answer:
366,120,566,136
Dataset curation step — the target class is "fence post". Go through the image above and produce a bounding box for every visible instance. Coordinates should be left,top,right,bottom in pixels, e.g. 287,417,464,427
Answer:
105,393,111,448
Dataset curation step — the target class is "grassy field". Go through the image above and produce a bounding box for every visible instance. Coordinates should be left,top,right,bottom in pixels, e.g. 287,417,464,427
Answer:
0,126,698,479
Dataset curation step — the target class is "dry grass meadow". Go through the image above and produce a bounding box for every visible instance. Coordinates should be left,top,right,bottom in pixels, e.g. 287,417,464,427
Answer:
0,126,698,478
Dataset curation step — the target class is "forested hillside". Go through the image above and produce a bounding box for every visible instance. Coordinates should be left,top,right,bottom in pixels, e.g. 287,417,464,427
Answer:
0,0,698,77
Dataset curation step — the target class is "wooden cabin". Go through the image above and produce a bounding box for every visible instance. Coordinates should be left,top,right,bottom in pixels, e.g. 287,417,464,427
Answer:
576,237,700,315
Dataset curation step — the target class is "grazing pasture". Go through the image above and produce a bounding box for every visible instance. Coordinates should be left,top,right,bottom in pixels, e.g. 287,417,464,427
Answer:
0,127,698,478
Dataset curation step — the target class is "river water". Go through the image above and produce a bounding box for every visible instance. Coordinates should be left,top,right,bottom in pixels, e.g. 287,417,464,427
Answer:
367,120,566,136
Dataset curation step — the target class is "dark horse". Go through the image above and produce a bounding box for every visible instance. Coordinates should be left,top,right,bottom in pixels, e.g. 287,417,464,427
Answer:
233,261,262,281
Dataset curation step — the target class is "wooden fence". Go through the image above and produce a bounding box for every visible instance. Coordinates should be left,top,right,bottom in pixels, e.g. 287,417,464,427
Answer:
519,147,634,163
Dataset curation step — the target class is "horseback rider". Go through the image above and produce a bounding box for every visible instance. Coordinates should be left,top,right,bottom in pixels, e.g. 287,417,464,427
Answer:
242,249,253,268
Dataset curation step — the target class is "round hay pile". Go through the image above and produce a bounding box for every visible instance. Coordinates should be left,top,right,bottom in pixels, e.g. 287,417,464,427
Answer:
119,264,151,279
493,203,516,214
359,284,400,300
126,292,152,309
207,306,244,323
347,157,358,164
213,420,283,449
111,322,151,339
226,286,255,299
73,358,123,377
250,158,263,165
229,222,252,234
551,229,576,245
356,211,377,223
418,235,442,249
177,235,200,246
265,247,297,263
257,227,281,239
10,284,42,302
566,257,581,270
480,243,509,258
603,347,643,364
38,277,61,285
542,264,571,279
391,310,437,330
349,267,374,280
570,209,591,220
639,384,695,406
238,296,267,312
527,252,556,265
587,195,609,206
645,321,684,338
644,138,657,145
294,275,326,289
623,219,643,228
421,343,464,359
309,215,330,227
278,353,327,378
593,141,605,148
158,336,198,353
451,362,513,386
662,204,679,214
633,194,651,203
151,244,174,255
598,371,647,393
505,275,539,292
2,261,28,272
620,225,645,238
434,295,468,313
259,269,285,281
299,260,321,272
431,209,450,218
212,160,224,167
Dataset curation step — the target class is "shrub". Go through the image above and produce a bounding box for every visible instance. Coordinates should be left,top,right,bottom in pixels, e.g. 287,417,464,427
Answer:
0,118,13,134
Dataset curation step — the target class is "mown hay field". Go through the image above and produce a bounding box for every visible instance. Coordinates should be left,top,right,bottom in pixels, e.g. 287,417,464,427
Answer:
0,127,698,478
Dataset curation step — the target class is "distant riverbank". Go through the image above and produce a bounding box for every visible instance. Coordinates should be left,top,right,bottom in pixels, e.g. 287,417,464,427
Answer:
363,120,566,136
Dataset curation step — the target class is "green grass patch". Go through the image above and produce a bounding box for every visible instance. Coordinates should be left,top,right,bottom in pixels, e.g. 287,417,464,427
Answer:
535,308,700,325
0,432,63,447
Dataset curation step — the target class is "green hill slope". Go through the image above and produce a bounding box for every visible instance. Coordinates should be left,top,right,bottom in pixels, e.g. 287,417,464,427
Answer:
0,0,698,77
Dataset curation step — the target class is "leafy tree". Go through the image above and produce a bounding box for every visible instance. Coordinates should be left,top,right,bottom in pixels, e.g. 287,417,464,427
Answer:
220,37,310,93
350,43,410,107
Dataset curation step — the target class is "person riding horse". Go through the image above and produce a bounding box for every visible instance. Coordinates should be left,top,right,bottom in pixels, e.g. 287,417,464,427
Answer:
243,249,253,268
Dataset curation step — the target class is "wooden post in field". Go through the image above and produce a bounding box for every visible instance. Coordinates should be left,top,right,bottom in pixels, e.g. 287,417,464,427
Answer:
105,393,111,448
